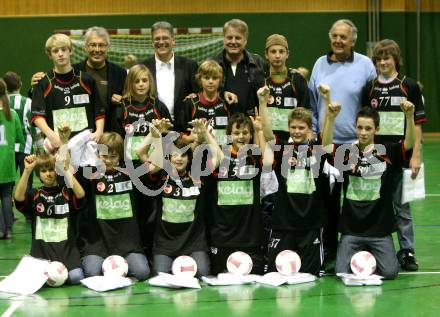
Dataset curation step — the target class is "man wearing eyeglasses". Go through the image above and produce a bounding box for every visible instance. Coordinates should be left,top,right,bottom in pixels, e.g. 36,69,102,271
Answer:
139,21,198,124
32,26,127,135
308,19,376,270
73,26,127,134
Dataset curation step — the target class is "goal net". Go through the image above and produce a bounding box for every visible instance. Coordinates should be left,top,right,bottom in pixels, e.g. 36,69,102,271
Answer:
55,27,224,67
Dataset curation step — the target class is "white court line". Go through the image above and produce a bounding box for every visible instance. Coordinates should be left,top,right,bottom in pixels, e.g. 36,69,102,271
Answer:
1,300,23,317
399,271,440,275
426,194,440,197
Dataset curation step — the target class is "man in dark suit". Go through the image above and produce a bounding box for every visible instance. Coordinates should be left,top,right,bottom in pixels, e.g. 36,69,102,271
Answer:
139,21,199,126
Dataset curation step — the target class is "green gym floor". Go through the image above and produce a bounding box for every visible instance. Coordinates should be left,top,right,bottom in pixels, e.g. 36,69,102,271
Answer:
1,137,439,317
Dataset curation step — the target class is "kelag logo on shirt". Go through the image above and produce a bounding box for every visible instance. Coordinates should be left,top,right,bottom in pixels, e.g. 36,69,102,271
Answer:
53,107,88,132
35,217,68,243
162,198,196,223
217,180,253,205
96,193,132,219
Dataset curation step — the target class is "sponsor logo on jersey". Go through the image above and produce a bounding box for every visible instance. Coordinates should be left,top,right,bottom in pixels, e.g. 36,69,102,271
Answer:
284,97,297,107
97,182,106,192
182,186,200,197
73,94,90,104
219,166,228,177
54,204,69,215
164,184,173,194
36,203,45,213
115,181,132,193
371,99,378,108
215,116,228,126
125,124,134,134
268,95,275,105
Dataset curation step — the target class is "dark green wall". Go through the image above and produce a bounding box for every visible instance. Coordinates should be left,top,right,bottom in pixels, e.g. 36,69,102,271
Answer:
1,12,438,131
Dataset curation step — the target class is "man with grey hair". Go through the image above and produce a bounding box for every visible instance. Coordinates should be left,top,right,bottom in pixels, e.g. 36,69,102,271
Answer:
73,26,127,134
213,18,266,116
309,19,376,269
139,21,198,124
31,26,127,134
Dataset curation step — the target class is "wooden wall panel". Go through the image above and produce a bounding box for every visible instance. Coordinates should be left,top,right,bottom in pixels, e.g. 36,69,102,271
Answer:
0,0,438,17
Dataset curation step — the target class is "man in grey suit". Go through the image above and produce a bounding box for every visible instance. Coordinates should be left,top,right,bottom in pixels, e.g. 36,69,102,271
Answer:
139,21,199,126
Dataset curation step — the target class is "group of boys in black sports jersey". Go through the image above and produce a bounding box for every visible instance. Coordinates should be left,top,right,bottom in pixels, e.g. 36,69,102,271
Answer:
11,17,427,284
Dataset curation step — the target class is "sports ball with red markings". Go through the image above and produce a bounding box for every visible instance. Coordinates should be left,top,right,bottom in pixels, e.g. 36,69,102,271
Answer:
171,255,198,278
275,250,301,275
43,137,57,154
350,251,377,277
102,255,128,277
226,251,253,275
45,261,68,287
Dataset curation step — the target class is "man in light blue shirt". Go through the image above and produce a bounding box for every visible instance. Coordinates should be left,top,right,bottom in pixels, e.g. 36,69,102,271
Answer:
309,19,376,268
310,19,376,144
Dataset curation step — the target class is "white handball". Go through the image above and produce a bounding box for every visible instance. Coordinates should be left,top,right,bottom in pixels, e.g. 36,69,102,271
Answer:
45,261,68,287
275,250,301,275
226,251,253,275
102,255,128,277
350,251,377,277
171,255,198,278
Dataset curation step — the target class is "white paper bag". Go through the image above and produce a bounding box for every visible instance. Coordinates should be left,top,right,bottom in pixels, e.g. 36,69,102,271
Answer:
148,273,201,289
202,273,259,286
402,164,425,204
80,276,133,292
0,256,49,295
337,273,383,286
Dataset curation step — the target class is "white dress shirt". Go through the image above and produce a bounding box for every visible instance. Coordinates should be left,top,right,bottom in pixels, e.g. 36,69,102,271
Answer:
155,54,175,120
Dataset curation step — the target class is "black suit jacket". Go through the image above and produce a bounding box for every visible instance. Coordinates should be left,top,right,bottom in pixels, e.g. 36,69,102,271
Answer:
140,55,199,124
74,59,127,134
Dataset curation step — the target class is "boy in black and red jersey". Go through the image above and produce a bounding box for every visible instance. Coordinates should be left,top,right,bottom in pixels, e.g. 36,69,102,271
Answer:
80,132,150,280
118,64,171,257
261,35,311,246
331,102,416,280
259,84,339,276
179,60,231,147
206,109,273,275
361,39,427,271
31,33,105,150
14,126,85,284
136,118,222,277
264,34,310,143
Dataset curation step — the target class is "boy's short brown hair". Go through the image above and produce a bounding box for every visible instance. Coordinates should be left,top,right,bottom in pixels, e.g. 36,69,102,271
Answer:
195,60,223,86
372,39,402,71
3,71,22,92
356,106,380,128
288,107,312,128
226,112,254,136
98,132,124,160
35,154,56,177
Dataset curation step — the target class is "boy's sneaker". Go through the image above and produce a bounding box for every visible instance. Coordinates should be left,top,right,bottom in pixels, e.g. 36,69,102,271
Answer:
397,249,419,271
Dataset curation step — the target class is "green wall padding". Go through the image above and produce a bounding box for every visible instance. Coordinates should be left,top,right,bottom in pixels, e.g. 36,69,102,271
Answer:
0,12,438,131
